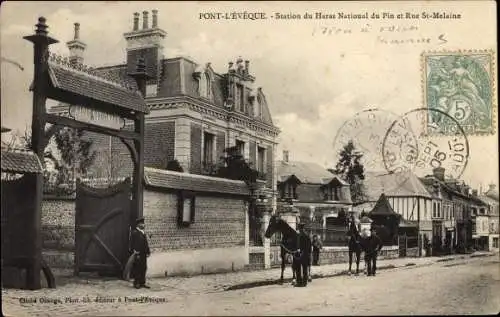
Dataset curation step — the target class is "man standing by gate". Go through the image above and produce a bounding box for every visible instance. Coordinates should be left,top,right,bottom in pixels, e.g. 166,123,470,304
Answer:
131,217,150,289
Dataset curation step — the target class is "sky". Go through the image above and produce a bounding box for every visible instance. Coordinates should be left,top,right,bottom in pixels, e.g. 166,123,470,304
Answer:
1,1,498,191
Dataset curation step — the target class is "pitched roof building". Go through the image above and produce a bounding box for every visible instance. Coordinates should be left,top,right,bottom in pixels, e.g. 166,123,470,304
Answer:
275,151,352,234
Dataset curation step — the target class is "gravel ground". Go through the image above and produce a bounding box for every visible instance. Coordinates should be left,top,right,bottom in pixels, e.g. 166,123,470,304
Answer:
2,252,497,316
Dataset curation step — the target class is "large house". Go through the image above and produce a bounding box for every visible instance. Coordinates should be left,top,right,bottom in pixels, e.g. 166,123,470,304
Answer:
275,150,352,244
50,11,280,189
44,11,281,275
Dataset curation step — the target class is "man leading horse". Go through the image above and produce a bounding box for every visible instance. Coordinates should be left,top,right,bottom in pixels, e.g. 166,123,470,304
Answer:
295,223,312,287
347,214,383,276
264,215,312,287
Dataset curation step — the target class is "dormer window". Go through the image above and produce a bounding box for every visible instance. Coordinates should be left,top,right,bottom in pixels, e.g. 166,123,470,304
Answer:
237,84,245,112
324,185,340,201
198,72,211,99
279,176,301,200
280,183,297,200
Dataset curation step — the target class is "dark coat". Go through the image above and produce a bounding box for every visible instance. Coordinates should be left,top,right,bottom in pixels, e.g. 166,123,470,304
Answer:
131,229,150,257
297,231,312,259
312,239,323,250
361,233,383,256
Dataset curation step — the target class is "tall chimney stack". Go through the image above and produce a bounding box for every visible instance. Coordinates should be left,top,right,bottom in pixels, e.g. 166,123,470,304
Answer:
142,11,149,29
67,22,86,65
152,10,158,28
74,22,80,40
133,12,140,31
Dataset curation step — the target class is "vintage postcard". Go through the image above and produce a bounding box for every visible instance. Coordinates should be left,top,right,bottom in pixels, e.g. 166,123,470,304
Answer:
1,1,498,316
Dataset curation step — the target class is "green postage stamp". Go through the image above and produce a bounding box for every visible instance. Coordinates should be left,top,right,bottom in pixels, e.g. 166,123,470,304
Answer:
422,50,496,135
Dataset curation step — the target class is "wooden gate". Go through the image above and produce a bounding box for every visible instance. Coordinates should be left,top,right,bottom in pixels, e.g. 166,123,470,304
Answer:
74,178,131,277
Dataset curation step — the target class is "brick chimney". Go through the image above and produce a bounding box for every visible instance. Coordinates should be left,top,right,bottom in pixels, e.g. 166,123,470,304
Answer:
152,9,158,28
432,167,445,181
472,189,478,196
283,150,289,163
124,10,166,80
142,11,149,29
133,12,140,31
66,22,86,65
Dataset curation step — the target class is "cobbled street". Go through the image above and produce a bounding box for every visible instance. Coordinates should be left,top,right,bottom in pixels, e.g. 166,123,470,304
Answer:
2,253,498,316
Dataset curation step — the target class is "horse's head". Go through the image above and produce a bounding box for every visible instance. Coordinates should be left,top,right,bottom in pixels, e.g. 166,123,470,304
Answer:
264,214,282,238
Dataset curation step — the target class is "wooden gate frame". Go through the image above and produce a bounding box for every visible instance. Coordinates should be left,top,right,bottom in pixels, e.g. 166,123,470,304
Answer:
23,17,149,289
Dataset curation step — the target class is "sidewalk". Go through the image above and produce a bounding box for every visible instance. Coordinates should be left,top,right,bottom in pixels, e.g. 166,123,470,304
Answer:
1,251,495,317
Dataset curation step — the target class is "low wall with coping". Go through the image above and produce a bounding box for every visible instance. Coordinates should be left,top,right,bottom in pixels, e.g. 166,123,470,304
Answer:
270,245,400,267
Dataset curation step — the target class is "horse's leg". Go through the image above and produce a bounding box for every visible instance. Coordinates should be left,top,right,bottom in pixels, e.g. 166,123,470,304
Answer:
308,260,312,282
280,256,285,284
355,250,361,275
348,248,353,275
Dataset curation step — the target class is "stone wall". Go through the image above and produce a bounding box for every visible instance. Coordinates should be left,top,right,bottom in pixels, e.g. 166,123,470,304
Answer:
41,196,75,269
269,245,399,268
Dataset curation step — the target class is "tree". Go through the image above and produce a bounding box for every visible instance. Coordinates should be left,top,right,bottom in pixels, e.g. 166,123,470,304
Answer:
166,159,184,172
53,127,96,184
216,146,258,186
333,140,367,204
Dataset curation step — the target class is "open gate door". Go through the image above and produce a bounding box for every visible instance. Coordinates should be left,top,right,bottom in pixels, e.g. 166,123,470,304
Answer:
75,178,131,277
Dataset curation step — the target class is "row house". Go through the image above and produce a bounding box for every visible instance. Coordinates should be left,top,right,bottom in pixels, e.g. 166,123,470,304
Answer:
479,184,499,252
357,171,433,256
275,151,352,245
420,167,483,254
48,11,280,202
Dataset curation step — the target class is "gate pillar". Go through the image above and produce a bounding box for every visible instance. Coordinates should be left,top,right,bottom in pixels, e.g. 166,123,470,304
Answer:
23,17,58,290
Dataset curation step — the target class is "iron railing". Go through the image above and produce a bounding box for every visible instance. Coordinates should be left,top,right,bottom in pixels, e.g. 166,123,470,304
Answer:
310,228,348,247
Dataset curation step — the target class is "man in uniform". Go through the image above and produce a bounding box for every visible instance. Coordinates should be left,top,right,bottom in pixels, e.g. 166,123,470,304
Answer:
131,217,151,288
295,223,312,287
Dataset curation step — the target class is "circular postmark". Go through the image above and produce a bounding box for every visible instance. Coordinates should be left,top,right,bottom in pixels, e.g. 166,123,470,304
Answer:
382,108,469,180
332,108,410,172
332,108,419,195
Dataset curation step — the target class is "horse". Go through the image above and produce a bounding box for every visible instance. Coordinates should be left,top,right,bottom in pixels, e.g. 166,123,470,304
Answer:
346,217,364,275
347,218,387,276
264,215,312,285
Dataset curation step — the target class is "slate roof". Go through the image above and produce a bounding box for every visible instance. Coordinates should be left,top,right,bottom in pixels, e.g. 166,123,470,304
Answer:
144,167,251,196
1,149,43,174
363,171,432,200
369,193,397,216
421,175,488,204
47,62,148,114
478,195,498,205
93,57,275,126
1,126,11,133
277,160,348,185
